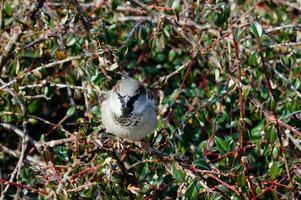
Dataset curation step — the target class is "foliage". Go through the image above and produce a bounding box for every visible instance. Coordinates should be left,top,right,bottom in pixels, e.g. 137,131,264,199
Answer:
0,0,301,199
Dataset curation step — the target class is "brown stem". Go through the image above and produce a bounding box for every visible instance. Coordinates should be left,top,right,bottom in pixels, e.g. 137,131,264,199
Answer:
232,27,244,150
257,39,291,182
68,0,92,32
0,179,48,195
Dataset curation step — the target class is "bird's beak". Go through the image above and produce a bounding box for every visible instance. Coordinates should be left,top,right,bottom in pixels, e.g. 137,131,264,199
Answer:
122,96,133,116
123,96,130,106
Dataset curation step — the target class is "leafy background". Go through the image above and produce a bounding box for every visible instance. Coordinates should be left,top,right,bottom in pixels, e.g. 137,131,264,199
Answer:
0,0,301,199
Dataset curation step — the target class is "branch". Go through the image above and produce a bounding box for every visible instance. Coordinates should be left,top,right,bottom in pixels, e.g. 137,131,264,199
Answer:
274,68,301,99
128,0,203,53
0,0,46,67
251,98,301,138
257,37,292,182
0,122,41,149
68,0,92,32
268,42,301,49
0,55,82,91
232,26,245,149
0,28,23,67
0,179,48,195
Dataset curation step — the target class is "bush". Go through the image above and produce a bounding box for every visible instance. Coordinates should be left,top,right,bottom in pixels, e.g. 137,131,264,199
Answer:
0,0,301,199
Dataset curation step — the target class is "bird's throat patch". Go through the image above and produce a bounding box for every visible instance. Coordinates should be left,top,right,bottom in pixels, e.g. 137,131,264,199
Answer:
113,114,140,127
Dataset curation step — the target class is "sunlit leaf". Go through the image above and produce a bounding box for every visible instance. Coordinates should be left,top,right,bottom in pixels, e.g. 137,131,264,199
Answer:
67,106,76,117
269,162,282,180
251,21,263,38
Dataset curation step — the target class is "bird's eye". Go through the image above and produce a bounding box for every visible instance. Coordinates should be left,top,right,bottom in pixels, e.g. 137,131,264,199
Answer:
117,92,124,98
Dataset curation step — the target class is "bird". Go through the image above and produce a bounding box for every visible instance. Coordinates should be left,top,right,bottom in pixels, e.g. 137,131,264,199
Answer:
101,78,157,141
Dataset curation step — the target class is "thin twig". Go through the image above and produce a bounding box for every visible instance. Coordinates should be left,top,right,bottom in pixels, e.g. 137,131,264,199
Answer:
0,0,46,68
266,24,301,32
19,82,105,94
56,168,72,195
67,182,97,192
268,42,301,49
152,50,198,88
257,37,292,182
0,111,71,135
128,0,204,53
274,68,301,99
24,34,56,49
0,123,41,149
251,98,301,138
280,1,301,12
116,6,211,32
0,55,82,91
232,26,244,149
68,0,92,32
286,132,301,152
206,173,240,196
0,179,48,195
0,29,23,67
43,136,79,147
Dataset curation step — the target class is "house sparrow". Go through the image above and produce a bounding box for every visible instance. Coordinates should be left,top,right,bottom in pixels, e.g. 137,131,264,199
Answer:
101,78,157,140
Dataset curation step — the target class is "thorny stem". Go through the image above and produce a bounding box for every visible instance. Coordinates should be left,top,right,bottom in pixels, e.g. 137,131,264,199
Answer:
232,27,244,151
0,179,48,195
256,39,292,183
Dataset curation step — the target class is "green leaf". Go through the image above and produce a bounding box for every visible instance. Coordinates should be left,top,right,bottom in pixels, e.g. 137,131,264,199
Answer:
91,106,101,116
28,100,40,114
15,60,20,75
251,121,264,141
155,53,165,62
54,145,68,162
247,51,258,66
280,55,291,67
215,136,228,152
67,106,76,117
237,173,246,187
234,27,243,41
91,71,101,83
260,85,269,99
171,163,185,182
66,37,76,46
80,187,93,198
111,0,120,10
193,159,210,170
66,73,76,85
268,96,276,111
5,2,12,16
21,167,30,180
251,21,263,38
171,0,181,12
140,27,148,40
163,26,171,38
243,118,252,126
214,12,225,27
168,50,176,61
185,180,199,200
138,163,150,181
24,51,39,58
269,162,281,180
266,126,277,143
